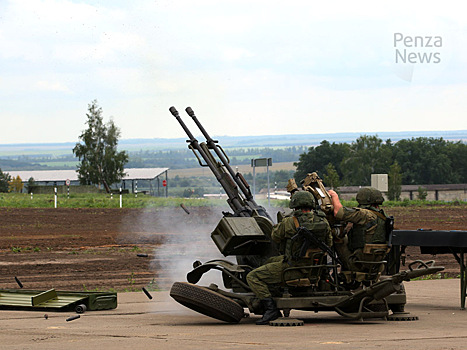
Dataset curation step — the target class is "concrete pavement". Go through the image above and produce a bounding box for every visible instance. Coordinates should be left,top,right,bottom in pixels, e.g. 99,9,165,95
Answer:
0,279,466,350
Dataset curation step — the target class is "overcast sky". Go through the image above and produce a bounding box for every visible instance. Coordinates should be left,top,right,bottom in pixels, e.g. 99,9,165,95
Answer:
1,0,466,144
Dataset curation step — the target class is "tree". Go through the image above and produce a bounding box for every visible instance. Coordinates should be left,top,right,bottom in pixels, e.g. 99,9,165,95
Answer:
446,141,467,183
388,161,402,201
0,168,11,192
25,177,36,194
340,135,393,186
73,100,128,192
8,175,23,193
417,186,428,200
393,137,457,184
294,140,350,182
323,163,340,190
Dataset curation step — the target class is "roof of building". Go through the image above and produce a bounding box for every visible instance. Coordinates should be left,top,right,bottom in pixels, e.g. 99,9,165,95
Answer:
8,168,169,182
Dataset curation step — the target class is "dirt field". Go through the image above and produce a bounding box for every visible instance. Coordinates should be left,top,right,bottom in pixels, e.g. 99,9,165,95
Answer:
0,205,465,291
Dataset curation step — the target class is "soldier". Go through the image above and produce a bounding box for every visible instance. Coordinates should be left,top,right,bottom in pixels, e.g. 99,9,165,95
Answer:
246,191,332,325
328,188,392,276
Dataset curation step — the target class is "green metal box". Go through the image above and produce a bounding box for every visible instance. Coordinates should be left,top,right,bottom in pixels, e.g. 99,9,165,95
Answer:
211,217,270,256
0,289,117,313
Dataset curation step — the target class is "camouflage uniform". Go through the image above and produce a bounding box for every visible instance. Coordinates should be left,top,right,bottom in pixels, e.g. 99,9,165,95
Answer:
334,205,389,273
246,210,332,299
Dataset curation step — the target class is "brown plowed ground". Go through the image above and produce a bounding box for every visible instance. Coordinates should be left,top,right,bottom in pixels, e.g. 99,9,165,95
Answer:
0,205,465,291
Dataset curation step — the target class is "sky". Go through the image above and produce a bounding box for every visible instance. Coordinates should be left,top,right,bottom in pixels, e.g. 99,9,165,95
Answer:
0,0,466,144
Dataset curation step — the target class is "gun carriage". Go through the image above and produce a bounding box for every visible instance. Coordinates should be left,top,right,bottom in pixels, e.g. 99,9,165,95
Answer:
168,106,444,325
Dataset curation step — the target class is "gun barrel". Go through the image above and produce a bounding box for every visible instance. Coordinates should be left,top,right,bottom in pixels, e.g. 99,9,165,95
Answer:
185,107,272,220
185,107,250,195
170,106,248,216
169,107,197,141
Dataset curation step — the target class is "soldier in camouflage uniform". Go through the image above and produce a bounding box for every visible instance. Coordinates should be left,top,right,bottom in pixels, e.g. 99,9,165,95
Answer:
246,191,332,325
328,188,392,279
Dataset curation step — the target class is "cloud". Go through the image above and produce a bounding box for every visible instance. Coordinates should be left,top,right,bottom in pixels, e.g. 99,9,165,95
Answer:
35,80,71,93
0,0,466,144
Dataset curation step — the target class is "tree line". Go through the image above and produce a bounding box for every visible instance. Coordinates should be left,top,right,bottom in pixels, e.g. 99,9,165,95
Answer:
2,99,466,198
294,135,467,187
126,146,308,169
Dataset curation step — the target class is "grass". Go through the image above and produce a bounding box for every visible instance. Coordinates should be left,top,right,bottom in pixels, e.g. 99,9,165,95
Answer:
10,246,41,253
0,192,227,208
413,272,460,281
0,192,465,209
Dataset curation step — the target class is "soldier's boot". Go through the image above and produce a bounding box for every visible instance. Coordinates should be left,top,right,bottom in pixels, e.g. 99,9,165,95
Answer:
256,298,281,325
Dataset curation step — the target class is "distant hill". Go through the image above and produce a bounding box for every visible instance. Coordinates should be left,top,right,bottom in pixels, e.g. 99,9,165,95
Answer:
1,130,466,171
1,130,465,156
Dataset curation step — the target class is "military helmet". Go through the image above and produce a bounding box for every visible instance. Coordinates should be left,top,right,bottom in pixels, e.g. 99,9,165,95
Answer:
356,187,384,206
289,191,315,209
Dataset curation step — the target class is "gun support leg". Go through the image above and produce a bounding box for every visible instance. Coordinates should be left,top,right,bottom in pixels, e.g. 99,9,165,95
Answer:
461,250,466,310
451,249,466,310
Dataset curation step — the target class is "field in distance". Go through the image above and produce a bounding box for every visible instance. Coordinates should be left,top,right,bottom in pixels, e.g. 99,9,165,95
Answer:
168,161,296,179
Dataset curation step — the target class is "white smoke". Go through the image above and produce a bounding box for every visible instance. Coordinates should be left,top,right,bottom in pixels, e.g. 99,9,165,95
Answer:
120,205,234,289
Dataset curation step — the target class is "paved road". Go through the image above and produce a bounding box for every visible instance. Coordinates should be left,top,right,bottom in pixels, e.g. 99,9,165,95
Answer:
1,279,466,349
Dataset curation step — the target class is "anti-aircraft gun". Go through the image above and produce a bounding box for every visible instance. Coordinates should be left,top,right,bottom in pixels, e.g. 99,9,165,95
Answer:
168,106,444,325
169,106,278,267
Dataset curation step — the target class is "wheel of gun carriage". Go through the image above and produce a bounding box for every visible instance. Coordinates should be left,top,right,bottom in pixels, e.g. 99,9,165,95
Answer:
170,282,244,323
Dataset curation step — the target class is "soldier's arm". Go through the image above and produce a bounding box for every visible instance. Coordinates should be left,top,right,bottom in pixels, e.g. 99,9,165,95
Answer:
271,217,294,243
335,207,377,225
271,222,286,243
328,190,342,216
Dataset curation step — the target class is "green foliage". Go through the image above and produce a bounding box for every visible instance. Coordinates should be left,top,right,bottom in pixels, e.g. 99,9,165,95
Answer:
323,163,340,189
126,146,307,170
295,136,467,186
181,187,205,198
417,186,428,200
0,192,227,208
146,278,160,291
8,175,23,193
242,169,294,191
25,177,35,194
73,100,128,191
340,136,393,186
412,272,455,280
393,137,464,184
388,161,402,201
0,192,465,210
294,140,349,182
0,168,11,192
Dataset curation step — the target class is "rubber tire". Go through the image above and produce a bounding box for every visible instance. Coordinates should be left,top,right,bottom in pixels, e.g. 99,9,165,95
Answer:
75,304,87,314
170,282,244,323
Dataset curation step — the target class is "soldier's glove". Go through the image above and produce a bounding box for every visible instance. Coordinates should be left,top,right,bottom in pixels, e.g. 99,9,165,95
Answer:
286,178,299,193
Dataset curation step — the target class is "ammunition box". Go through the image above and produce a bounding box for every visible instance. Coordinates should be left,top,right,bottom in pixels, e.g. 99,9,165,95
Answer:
211,217,270,256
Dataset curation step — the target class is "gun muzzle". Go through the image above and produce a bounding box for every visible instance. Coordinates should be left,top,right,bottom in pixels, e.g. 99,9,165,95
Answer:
185,106,194,117
169,106,179,117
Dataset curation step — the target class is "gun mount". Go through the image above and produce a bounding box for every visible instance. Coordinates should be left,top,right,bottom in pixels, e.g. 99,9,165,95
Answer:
168,106,444,325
